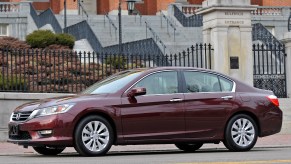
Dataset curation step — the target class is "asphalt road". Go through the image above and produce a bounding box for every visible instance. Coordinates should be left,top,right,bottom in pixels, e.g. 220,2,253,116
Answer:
1,147,291,164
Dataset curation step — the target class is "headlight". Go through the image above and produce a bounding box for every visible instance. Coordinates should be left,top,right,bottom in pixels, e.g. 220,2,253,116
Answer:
33,104,75,118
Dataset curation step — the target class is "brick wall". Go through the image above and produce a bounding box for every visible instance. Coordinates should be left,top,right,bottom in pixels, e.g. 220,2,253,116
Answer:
188,0,204,4
50,0,60,14
97,0,109,14
59,0,77,12
263,0,291,6
32,2,50,11
251,0,263,5
26,0,291,15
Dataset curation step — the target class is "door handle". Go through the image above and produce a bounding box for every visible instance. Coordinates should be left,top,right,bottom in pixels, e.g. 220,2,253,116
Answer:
170,98,183,102
221,96,233,100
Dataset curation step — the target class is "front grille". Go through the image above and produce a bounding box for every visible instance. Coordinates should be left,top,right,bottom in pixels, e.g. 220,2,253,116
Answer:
12,111,33,122
9,131,32,140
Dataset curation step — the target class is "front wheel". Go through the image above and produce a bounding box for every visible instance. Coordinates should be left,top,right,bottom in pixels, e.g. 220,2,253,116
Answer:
223,114,258,152
74,115,114,156
175,143,203,152
33,146,65,155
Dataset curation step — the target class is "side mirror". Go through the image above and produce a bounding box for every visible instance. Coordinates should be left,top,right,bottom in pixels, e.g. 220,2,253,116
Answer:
127,87,146,97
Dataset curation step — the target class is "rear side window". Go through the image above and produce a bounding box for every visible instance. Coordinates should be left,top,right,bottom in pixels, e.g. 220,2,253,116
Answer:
183,71,220,93
183,71,234,93
218,76,233,92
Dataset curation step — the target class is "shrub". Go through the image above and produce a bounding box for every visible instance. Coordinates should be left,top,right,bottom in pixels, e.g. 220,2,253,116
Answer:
0,73,27,91
105,56,126,69
26,30,75,49
26,30,56,48
56,33,75,49
0,37,31,50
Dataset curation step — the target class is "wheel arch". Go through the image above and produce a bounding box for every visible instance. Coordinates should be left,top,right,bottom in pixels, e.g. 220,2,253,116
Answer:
224,110,261,137
72,110,118,145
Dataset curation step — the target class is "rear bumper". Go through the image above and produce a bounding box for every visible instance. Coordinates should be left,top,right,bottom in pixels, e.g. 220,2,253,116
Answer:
260,107,283,137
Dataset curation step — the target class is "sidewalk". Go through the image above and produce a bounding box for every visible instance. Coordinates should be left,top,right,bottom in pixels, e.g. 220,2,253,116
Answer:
0,134,290,156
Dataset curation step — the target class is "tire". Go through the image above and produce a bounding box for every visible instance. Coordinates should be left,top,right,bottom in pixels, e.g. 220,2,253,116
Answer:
223,114,258,152
33,146,65,155
175,143,203,152
74,115,114,156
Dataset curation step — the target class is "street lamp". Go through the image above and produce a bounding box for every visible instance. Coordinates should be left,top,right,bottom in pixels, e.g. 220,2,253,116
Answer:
118,0,137,54
127,0,136,15
64,0,67,33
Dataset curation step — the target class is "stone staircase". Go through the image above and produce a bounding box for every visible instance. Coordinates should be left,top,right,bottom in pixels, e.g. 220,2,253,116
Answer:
55,13,203,55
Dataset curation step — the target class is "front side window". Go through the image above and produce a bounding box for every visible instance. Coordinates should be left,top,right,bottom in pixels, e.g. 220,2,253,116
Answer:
134,71,178,95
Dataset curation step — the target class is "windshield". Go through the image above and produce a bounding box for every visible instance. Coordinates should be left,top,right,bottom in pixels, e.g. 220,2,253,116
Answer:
82,70,144,94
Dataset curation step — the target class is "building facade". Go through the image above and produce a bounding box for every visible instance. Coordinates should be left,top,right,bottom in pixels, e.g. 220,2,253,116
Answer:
4,0,291,15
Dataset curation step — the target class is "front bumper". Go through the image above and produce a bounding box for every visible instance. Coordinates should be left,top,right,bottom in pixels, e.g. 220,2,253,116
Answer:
8,114,74,147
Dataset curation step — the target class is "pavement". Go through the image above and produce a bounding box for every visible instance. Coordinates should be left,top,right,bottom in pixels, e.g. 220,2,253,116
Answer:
0,134,290,156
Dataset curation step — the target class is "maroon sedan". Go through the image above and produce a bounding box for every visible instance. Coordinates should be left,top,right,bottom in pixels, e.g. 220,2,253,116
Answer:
8,67,282,156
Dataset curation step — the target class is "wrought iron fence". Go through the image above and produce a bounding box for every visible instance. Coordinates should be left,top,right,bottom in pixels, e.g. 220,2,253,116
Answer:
0,44,212,93
173,5,203,27
253,43,287,98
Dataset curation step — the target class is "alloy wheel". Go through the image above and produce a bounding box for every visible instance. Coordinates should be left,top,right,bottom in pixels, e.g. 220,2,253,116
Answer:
81,121,110,152
231,118,255,147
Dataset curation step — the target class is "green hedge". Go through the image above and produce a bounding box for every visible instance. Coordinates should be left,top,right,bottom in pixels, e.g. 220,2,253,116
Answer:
26,30,75,49
56,33,75,49
105,56,126,69
26,30,56,48
0,73,27,91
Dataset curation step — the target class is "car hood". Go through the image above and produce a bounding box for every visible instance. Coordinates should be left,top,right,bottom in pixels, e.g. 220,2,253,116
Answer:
14,94,109,113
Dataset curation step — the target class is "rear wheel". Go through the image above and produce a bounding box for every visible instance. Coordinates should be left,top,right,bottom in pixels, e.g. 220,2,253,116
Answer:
223,114,258,151
175,143,203,152
74,115,114,156
33,146,65,155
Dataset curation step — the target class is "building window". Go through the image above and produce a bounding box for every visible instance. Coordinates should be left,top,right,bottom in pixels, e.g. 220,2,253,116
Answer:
0,24,8,36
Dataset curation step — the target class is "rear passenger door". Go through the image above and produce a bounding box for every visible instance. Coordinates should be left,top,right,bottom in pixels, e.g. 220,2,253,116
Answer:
182,71,236,139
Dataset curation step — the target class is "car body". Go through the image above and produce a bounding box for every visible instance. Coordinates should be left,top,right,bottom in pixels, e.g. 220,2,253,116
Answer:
8,67,282,156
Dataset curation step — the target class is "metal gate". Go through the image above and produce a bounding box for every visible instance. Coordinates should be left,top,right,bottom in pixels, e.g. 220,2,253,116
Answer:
253,44,287,98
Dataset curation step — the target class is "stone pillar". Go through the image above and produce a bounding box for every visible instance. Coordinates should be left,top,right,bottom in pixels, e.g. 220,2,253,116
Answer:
197,0,256,85
82,0,97,15
281,33,291,98
19,1,32,14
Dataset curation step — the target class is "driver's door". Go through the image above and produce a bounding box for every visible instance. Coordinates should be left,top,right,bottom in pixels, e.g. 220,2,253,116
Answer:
120,71,185,142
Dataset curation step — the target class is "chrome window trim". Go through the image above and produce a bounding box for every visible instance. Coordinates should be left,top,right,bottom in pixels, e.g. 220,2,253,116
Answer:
135,93,185,97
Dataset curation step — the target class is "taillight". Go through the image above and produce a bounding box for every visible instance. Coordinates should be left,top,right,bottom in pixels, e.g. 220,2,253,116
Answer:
267,95,279,107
